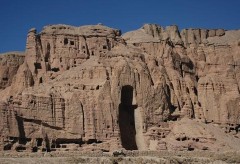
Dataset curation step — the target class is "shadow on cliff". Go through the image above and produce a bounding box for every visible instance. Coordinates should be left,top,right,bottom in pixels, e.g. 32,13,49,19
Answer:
16,115,26,144
119,85,138,150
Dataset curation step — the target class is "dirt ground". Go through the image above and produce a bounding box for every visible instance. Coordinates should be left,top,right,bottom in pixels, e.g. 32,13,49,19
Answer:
0,151,239,164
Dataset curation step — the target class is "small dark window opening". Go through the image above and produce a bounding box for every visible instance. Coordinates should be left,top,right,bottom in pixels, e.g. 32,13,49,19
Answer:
60,57,62,63
198,102,202,107
37,138,43,146
34,62,42,69
87,139,97,144
91,51,94,56
4,144,12,150
182,136,187,141
2,77,8,81
188,147,194,151
193,87,198,95
64,38,68,45
45,57,49,62
82,46,85,49
51,67,60,72
39,77,43,84
70,41,74,45
103,45,107,49
32,147,38,152
186,87,189,94
196,75,199,82
16,146,26,152
96,85,99,90
74,60,76,64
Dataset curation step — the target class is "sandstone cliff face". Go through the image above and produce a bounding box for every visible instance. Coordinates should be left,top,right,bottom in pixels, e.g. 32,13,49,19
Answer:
25,25,122,86
0,23,240,152
0,52,24,90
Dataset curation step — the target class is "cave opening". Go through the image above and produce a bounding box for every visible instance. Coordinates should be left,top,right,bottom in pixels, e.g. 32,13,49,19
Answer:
2,77,8,81
16,146,26,152
32,147,38,152
51,67,60,72
45,43,51,62
64,38,68,45
34,62,42,69
36,138,43,146
3,144,12,150
119,85,138,150
39,77,43,84
70,41,74,45
16,115,27,144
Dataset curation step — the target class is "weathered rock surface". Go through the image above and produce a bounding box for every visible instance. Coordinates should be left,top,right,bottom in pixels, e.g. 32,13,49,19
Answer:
0,52,24,90
0,23,240,153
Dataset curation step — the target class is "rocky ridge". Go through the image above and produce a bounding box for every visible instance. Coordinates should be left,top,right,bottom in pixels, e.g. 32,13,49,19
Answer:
0,23,240,153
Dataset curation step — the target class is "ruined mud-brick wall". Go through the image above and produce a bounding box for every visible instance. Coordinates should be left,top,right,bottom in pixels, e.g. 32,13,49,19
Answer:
0,24,240,152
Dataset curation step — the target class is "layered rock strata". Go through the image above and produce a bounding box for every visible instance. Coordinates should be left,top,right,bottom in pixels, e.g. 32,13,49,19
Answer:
0,23,240,152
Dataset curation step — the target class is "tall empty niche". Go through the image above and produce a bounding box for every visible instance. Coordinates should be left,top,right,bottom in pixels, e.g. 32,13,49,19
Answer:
119,85,138,150
45,43,50,62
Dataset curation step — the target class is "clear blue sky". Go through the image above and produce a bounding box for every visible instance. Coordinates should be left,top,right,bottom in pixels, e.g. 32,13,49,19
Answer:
0,0,240,53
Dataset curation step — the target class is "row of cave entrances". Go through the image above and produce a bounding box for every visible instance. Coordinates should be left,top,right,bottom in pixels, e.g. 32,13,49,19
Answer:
4,137,101,152
4,85,139,152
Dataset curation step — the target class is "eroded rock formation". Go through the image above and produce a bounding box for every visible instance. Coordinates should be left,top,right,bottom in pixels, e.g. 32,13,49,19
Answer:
0,23,240,152
0,52,24,90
